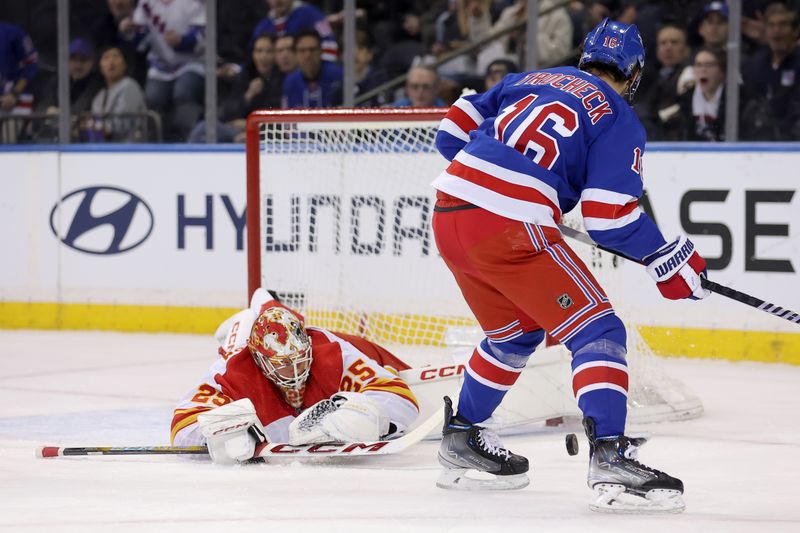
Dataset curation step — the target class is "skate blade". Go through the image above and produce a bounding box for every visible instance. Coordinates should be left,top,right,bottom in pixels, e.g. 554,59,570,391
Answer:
589,483,685,514
436,468,529,491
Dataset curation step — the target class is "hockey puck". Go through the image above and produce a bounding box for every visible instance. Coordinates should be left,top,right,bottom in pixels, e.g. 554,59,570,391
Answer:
565,433,579,456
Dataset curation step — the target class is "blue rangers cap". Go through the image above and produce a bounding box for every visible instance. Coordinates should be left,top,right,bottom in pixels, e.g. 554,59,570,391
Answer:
579,18,645,98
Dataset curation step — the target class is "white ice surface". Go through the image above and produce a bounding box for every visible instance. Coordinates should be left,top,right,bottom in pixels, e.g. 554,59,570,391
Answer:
1,330,799,533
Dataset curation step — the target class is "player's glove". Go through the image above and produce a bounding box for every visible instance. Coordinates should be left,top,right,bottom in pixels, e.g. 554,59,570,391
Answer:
198,398,267,465
288,391,390,445
643,235,710,301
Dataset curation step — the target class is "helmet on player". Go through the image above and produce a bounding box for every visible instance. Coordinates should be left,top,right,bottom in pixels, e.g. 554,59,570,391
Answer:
579,18,645,100
248,306,313,392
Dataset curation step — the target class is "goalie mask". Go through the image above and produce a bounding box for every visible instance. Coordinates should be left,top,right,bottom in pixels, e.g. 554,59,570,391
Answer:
248,307,313,396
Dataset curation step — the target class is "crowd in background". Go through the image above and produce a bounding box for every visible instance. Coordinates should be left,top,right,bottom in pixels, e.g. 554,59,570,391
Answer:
1,0,800,142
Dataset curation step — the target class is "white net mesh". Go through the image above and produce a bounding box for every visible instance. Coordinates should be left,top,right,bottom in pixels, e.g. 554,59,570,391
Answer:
253,112,702,423
257,116,471,347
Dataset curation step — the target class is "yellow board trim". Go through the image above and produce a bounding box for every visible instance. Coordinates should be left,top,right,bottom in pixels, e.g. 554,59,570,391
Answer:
638,326,800,365
2,302,798,364
0,302,239,334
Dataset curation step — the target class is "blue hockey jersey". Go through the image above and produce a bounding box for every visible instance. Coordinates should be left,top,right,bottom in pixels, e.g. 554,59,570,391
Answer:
0,22,38,94
432,66,666,262
281,61,343,108
251,2,338,62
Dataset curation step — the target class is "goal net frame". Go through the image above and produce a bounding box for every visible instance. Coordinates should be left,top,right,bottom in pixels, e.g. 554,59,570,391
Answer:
246,108,447,299
245,108,703,427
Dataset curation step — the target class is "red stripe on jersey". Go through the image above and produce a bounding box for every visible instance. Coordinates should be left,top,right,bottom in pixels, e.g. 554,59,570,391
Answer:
581,200,639,219
572,366,629,396
447,159,562,222
468,349,521,387
322,42,338,55
446,105,479,135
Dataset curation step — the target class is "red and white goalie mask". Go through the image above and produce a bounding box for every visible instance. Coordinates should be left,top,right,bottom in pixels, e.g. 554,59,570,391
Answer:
248,307,313,394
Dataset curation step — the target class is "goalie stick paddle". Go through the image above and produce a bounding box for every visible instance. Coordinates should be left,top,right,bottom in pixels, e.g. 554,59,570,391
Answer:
558,224,800,326
36,400,445,459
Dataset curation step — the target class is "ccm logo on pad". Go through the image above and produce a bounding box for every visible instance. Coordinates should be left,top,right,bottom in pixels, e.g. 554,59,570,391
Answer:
50,186,154,255
418,364,465,381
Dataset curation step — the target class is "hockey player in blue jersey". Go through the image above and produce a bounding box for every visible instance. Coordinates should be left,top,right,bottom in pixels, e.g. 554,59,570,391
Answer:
431,19,709,513
251,0,338,62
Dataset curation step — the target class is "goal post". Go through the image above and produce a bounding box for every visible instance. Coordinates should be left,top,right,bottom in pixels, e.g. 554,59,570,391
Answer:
246,108,448,302
246,108,471,346
245,108,703,425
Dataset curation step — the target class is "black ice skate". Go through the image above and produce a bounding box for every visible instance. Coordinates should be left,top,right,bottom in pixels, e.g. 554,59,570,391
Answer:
436,396,529,490
583,417,685,514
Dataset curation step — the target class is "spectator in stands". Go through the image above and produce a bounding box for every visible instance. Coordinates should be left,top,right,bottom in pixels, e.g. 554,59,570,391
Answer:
742,1,800,140
636,23,693,140
120,0,206,141
677,46,727,141
88,45,147,142
379,11,427,81
437,0,495,79
218,0,266,66
275,34,298,75
38,38,104,116
281,28,343,108
0,22,38,116
344,41,390,106
485,0,573,69
252,0,338,62
91,45,146,115
392,65,445,107
741,1,769,56
696,1,729,53
484,58,517,90
91,0,148,86
228,33,284,114
189,32,284,142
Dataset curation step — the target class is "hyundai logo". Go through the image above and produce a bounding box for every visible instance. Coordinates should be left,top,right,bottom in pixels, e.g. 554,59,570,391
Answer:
49,186,154,255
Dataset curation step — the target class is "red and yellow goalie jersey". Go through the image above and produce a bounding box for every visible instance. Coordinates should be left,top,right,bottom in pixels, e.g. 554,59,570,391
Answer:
171,327,420,446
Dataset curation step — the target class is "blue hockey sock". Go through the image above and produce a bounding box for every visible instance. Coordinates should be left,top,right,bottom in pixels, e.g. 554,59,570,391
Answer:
570,339,628,437
457,331,543,424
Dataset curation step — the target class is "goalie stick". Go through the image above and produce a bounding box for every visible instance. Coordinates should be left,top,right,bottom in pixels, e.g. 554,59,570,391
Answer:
36,378,448,459
558,224,800,326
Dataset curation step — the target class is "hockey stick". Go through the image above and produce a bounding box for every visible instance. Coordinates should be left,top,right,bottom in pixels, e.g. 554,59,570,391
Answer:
37,446,208,457
558,224,800,326
36,397,445,459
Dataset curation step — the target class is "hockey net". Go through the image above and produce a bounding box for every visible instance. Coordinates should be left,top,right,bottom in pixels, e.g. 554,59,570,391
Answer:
245,108,702,425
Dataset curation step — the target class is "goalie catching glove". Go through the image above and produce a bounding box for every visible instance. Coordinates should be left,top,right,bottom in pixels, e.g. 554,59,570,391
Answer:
288,392,391,445
644,235,710,301
198,398,267,465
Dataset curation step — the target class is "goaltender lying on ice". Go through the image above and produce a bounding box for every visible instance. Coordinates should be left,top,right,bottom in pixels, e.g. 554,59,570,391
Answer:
171,287,422,464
